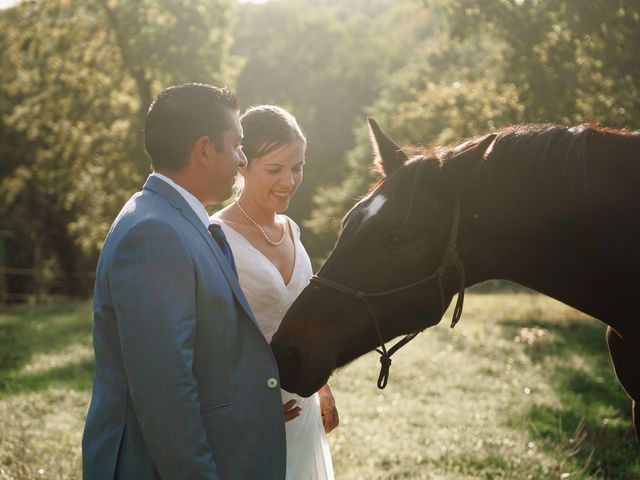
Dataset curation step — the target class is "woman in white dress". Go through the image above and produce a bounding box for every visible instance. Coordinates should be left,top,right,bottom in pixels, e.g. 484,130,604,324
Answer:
211,105,336,479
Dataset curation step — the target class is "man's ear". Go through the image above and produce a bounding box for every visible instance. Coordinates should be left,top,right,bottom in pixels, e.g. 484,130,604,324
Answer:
440,133,497,189
368,118,408,176
192,135,212,166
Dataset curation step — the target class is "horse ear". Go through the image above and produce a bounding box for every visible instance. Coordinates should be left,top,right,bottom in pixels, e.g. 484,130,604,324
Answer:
441,133,497,187
368,117,408,176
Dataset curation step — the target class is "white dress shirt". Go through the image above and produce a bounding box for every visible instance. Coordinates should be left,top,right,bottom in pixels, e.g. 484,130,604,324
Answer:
150,172,209,228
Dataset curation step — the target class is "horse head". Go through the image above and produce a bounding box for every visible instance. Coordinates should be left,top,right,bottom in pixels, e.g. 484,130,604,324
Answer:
272,119,496,396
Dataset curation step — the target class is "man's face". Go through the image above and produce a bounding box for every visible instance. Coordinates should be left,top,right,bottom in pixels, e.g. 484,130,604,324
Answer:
207,110,246,204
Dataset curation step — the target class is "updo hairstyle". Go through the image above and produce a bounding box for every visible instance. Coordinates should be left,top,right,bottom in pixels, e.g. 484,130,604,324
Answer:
240,105,306,164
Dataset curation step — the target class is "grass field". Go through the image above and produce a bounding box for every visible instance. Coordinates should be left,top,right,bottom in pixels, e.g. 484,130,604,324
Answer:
1,293,638,479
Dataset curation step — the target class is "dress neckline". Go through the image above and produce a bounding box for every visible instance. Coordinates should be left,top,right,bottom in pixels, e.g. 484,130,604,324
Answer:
215,217,298,288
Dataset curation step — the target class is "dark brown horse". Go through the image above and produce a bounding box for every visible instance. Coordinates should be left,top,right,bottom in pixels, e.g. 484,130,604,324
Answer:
271,119,640,440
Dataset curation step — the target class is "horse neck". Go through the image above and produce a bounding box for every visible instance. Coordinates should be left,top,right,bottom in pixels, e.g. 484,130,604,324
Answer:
463,239,622,322
459,134,640,331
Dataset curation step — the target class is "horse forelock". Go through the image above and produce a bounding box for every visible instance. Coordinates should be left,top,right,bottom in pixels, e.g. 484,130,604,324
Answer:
379,157,441,227
354,157,437,229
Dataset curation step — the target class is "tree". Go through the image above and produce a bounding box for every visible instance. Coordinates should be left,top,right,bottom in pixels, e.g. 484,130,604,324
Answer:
306,0,520,251
233,0,431,261
307,0,640,256
0,0,238,294
445,0,640,126
233,0,424,258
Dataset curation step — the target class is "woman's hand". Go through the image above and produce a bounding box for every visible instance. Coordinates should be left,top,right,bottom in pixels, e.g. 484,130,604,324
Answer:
283,399,302,422
318,384,339,433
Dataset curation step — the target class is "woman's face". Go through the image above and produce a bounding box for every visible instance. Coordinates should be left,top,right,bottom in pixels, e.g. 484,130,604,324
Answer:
241,139,305,213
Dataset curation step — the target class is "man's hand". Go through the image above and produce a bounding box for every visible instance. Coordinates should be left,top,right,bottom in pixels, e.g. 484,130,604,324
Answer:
283,399,302,422
318,384,339,433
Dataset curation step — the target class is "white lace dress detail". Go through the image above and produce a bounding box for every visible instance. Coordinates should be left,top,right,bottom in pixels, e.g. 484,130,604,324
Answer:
211,214,334,480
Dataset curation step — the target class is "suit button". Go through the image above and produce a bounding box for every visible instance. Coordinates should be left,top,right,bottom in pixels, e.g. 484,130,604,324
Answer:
267,378,278,389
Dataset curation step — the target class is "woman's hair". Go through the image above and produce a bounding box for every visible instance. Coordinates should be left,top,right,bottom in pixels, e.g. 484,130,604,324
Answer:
240,105,306,163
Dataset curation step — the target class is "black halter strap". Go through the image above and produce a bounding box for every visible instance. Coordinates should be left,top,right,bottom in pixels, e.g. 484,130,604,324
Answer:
310,198,466,389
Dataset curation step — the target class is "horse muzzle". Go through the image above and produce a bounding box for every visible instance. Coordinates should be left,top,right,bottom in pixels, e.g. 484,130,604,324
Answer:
270,334,334,397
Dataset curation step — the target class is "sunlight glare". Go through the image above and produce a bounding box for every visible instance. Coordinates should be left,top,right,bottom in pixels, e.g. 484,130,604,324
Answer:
0,0,20,8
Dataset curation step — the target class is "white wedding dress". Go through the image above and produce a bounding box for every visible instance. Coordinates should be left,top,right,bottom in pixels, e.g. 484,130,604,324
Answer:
211,214,334,480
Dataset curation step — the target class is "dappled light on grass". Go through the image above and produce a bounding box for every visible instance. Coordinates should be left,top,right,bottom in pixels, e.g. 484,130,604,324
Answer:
0,303,93,395
21,343,93,376
0,388,87,479
0,303,92,479
514,326,551,348
328,293,639,479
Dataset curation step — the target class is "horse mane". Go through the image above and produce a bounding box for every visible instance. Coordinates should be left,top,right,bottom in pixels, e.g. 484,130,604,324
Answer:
399,123,638,209
478,124,595,204
481,124,638,206
361,122,639,223
411,122,638,169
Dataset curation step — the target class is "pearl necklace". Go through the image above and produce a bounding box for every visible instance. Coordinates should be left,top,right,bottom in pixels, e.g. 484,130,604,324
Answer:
235,201,287,246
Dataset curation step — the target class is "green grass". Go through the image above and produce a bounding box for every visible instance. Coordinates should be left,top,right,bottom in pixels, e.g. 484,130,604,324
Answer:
1,294,638,479
0,302,93,479
0,302,94,395
328,293,640,479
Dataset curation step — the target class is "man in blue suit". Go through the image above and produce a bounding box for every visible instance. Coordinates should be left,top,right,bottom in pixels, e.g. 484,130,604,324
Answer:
82,84,287,479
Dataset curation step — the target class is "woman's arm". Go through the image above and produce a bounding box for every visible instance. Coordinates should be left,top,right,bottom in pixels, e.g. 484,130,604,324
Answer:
318,384,339,433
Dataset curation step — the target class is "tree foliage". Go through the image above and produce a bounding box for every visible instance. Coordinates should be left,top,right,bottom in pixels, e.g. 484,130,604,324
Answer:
232,0,413,260
1,0,638,292
1,0,237,293
446,0,640,126
307,0,640,255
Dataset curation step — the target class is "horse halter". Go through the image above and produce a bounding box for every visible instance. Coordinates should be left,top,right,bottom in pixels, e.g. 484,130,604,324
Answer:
310,199,466,389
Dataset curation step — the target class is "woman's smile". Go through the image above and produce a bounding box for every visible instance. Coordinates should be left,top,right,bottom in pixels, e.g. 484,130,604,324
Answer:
272,191,292,200
241,139,306,214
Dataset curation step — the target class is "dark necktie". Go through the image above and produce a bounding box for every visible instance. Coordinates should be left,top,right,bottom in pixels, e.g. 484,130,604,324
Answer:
208,223,238,276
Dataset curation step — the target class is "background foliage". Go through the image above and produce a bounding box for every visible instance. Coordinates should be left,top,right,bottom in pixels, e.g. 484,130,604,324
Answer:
1,0,639,292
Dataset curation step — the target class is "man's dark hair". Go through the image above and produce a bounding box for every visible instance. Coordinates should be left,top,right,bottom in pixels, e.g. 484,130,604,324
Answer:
144,83,238,171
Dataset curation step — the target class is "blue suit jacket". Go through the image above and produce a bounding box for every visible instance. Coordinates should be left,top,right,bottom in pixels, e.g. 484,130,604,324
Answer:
82,176,286,479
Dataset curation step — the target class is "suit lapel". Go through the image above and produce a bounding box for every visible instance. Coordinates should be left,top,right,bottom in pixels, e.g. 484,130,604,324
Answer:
143,176,259,326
